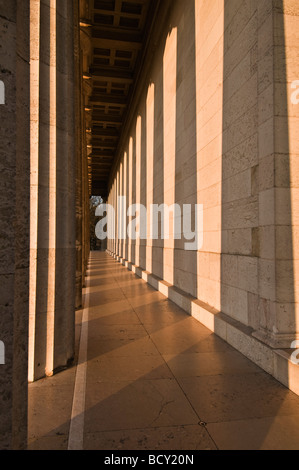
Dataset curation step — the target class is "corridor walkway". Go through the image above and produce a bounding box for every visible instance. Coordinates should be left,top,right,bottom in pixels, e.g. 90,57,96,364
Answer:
28,252,299,450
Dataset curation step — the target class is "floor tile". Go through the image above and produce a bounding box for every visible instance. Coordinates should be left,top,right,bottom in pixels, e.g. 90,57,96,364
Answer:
28,436,69,450
89,315,144,333
163,351,262,378
84,379,199,433
87,336,160,359
208,415,299,450
28,385,74,439
84,425,216,451
87,354,173,383
28,252,299,451
178,373,299,423
88,309,142,325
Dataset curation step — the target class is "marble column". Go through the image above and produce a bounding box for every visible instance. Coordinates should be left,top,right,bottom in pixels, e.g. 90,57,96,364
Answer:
80,16,92,281
135,116,142,267
146,84,155,273
28,0,76,381
253,0,299,348
74,0,83,310
0,0,30,449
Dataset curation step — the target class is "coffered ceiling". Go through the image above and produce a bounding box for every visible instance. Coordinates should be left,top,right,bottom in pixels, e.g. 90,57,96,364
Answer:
81,0,160,197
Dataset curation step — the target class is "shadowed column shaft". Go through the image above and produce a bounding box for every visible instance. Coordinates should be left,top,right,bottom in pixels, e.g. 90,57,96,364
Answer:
0,0,30,449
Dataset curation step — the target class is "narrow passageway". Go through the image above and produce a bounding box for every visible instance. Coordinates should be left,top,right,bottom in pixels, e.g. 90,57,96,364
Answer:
28,252,299,450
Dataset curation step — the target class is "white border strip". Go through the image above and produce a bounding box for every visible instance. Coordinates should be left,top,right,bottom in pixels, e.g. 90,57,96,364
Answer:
68,286,90,450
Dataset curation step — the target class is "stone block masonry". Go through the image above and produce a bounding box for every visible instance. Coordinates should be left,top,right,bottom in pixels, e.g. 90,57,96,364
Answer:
106,0,299,397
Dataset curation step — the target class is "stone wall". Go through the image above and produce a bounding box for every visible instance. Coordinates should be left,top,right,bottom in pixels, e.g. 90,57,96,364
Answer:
107,0,299,390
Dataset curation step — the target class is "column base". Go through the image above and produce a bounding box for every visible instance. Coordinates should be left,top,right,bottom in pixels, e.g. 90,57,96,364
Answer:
252,329,299,350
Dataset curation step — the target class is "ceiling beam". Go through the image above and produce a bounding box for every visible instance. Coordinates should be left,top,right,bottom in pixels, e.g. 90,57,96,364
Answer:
90,94,128,106
91,150,114,156
91,128,119,137
92,28,143,44
92,115,123,124
91,38,142,51
89,68,134,83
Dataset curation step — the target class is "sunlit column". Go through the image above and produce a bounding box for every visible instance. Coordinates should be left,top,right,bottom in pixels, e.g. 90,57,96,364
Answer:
45,0,57,377
119,160,124,258
113,180,117,253
111,189,113,253
253,2,299,347
107,191,109,252
135,116,142,267
28,0,41,383
195,0,223,310
29,0,76,380
109,186,112,253
163,28,177,285
146,84,155,273
116,170,119,256
28,0,56,381
128,137,133,263
123,151,128,260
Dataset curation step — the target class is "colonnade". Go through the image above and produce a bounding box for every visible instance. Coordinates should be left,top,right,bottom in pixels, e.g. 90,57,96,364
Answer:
107,0,299,393
1,0,299,451
0,0,90,448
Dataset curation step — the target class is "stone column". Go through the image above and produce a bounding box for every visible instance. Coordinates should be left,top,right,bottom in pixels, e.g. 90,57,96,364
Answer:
113,183,117,253
109,185,113,254
253,0,299,348
28,0,41,383
123,151,128,260
108,190,111,253
0,0,30,449
119,158,124,258
79,4,92,279
29,0,52,382
53,0,76,371
109,185,112,254
81,105,89,275
74,0,83,310
135,116,142,267
29,0,76,380
146,84,155,273
128,138,133,262
116,169,120,256
101,197,108,252
163,28,177,286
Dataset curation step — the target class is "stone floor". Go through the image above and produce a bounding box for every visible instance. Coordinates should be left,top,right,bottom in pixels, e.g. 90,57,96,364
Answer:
28,252,299,450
